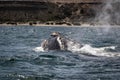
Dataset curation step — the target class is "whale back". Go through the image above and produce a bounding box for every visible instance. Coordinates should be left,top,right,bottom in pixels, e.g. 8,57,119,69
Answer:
41,37,61,50
47,37,61,50
41,33,82,51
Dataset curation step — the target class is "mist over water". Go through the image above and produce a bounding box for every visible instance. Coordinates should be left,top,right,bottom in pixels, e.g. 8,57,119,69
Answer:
96,0,120,26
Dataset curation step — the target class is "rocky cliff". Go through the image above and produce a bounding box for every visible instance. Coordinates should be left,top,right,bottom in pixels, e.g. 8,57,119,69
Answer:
0,1,119,25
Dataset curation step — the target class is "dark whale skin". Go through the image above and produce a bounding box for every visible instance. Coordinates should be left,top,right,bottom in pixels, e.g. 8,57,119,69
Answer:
47,37,61,50
41,36,61,50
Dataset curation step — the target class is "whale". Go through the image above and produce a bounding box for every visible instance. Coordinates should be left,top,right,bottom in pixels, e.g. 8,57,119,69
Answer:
41,32,83,51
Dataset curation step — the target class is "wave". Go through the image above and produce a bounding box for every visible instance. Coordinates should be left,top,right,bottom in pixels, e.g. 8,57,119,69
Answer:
67,41,120,57
33,39,120,57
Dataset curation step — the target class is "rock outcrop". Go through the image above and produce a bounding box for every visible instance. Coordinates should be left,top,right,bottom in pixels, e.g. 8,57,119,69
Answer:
0,1,119,25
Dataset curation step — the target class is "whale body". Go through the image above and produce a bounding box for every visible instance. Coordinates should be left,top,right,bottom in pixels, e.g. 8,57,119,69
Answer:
41,32,82,51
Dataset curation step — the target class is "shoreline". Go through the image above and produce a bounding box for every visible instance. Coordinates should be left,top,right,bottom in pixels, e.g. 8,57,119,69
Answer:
0,23,120,27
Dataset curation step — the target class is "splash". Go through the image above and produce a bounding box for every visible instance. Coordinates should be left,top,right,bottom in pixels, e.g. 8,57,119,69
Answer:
33,38,119,57
33,46,44,52
67,41,119,57
67,40,82,52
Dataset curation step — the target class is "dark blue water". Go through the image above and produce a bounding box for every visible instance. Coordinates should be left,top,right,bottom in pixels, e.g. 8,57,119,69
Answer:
0,26,120,80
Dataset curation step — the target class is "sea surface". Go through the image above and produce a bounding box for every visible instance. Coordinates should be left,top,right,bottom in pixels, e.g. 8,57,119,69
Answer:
0,25,120,80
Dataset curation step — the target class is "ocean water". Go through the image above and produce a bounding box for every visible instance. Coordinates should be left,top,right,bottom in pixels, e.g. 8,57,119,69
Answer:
0,26,120,80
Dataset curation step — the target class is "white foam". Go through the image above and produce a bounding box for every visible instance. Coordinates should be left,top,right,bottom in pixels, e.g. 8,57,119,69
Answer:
67,40,81,52
79,45,117,57
33,46,44,52
67,41,120,57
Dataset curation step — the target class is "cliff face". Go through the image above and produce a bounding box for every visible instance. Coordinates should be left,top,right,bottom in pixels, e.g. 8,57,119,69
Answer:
0,1,119,25
0,2,60,23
